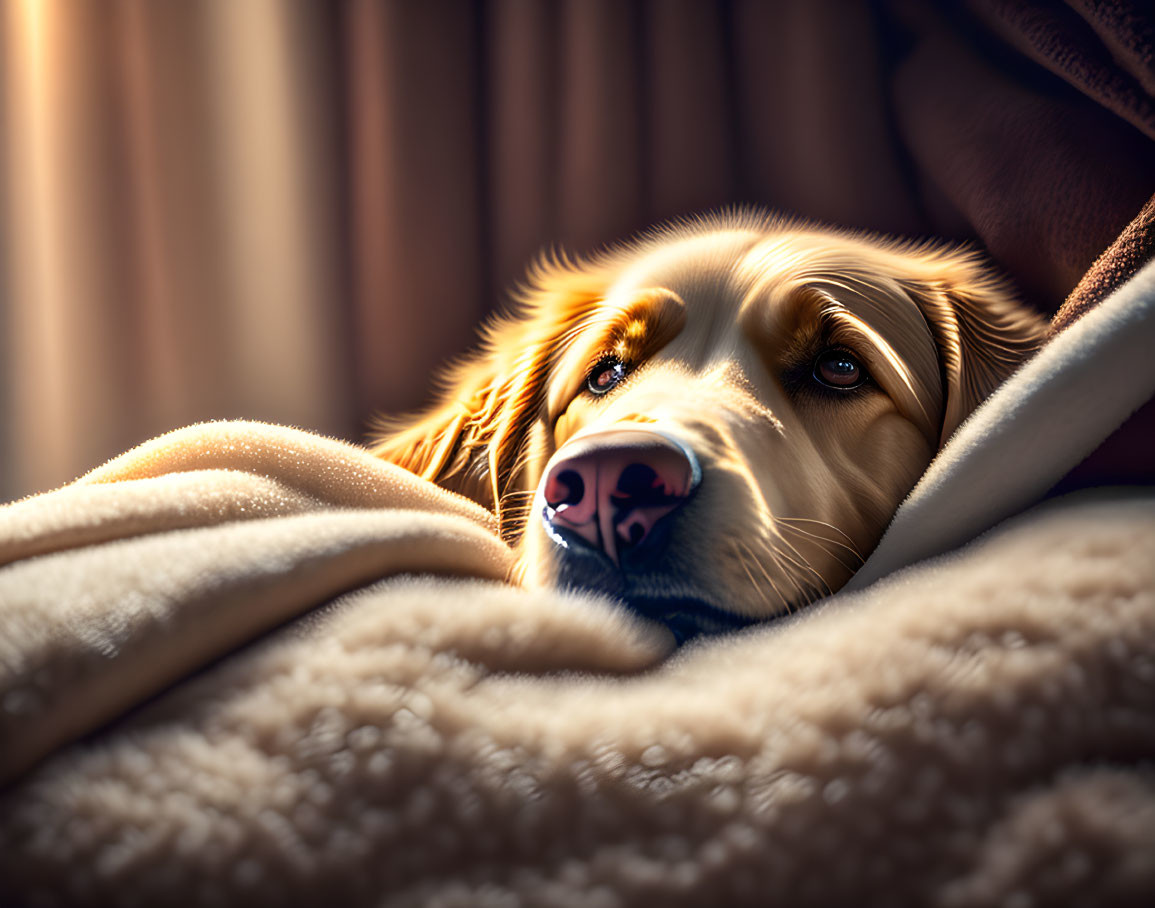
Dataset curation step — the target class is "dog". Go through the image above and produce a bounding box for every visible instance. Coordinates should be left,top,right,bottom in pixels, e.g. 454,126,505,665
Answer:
373,212,1046,643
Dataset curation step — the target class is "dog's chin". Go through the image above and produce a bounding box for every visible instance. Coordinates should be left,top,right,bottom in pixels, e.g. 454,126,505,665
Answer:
536,524,764,646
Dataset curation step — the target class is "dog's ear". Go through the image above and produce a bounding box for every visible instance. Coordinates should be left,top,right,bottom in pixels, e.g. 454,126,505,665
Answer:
372,256,607,524
901,252,1048,444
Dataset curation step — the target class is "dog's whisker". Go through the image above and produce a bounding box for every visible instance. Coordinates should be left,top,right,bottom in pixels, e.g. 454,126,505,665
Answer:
771,535,833,601
735,545,773,611
762,547,804,615
775,516,861,550
737,541,792,614
776,522,864,572
752,539,811,614
758,547,801,615
778,529,857,575
777,518,862,556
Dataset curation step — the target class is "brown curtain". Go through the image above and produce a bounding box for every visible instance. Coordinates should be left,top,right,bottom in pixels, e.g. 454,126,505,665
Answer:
2,0,1153,501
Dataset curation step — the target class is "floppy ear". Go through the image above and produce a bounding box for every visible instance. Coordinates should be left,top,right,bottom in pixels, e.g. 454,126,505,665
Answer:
371,255,608,526
902,253,1048,444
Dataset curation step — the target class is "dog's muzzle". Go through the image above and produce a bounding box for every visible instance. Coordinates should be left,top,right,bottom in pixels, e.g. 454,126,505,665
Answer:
541,428,700,565
538,428,762,645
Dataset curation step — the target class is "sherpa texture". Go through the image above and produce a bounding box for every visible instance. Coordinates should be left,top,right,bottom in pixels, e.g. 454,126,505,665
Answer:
0,455,1153,906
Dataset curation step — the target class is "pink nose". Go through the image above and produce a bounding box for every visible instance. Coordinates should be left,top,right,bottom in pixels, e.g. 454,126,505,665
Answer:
541,430,700,565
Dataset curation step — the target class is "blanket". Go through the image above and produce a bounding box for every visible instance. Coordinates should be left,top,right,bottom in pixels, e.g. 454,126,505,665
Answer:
2,277,1155,905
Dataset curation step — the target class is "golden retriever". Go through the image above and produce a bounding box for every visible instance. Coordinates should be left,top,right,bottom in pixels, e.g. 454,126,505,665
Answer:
374,212,1046,643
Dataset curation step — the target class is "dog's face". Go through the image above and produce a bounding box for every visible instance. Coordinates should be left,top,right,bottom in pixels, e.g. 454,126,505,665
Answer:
376,215,1045,642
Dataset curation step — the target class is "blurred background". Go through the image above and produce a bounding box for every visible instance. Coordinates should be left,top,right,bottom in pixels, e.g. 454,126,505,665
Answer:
1,0,1152,501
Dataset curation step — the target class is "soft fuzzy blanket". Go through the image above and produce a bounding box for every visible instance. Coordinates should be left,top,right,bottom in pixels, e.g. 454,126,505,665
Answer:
1,259,1154,906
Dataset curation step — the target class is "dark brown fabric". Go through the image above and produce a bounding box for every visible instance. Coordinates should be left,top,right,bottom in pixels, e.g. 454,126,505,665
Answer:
969,0,1155,140
1,1,1154,499
1052,192,1155,332
1047,192,1155,492
1050,396,1155,494
888,1,1155,306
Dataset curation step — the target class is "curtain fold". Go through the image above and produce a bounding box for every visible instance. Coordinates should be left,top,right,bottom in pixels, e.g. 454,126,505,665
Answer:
2,0,1153,500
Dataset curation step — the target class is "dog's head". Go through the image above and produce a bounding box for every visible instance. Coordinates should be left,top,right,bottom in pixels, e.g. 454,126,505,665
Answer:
375,214,1046,642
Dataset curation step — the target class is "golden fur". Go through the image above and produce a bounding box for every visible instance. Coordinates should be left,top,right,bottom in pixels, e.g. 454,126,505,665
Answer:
373,212,1046,621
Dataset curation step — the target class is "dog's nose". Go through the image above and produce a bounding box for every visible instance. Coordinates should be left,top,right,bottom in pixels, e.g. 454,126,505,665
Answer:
542,429,700,565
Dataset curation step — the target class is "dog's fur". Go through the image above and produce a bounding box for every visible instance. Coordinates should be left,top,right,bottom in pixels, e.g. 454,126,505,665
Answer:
373,212,1046,625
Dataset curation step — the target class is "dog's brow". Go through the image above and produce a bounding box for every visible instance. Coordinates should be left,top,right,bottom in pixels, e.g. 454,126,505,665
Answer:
606,290,685,356
545,290,686,419
822,301,937,440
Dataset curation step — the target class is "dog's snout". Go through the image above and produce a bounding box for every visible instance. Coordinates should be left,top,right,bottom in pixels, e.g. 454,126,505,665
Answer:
542,429,700,565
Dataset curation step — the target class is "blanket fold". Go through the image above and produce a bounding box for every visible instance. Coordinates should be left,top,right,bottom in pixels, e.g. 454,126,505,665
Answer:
0,423,518,787
2,487,1153,906
0,422,499,568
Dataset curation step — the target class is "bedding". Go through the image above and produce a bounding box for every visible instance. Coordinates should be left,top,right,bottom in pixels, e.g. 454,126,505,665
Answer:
2,258,1155,906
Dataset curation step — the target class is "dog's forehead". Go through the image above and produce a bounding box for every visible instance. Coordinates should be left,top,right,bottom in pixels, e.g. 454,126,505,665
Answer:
604,230,764,309
603,226,896,312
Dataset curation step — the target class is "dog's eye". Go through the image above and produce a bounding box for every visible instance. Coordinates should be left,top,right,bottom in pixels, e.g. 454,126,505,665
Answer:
586,356,630,396
813,349,867,389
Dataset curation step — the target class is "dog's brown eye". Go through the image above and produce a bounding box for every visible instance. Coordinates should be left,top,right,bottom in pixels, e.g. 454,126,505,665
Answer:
813,349,866,389
587,356,629,396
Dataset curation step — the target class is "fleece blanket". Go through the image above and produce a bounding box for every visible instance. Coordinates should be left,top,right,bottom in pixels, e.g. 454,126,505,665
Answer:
2,268,1155,907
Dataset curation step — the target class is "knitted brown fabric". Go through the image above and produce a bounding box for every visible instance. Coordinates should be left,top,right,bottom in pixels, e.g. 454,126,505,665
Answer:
1051,192,1155,334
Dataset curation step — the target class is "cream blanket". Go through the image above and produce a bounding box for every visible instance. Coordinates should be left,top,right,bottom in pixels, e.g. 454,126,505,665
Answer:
2,265,1154,906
